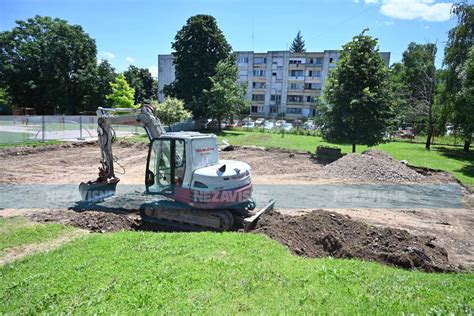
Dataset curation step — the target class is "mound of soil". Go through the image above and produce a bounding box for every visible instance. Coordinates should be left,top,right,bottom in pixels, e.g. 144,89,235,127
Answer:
254,210,455,272
28,210,138,233
317,149,423,183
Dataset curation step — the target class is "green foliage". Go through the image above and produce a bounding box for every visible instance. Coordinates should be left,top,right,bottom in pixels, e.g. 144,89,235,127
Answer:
93,60,117,108
1,229,473,314
290,30,306,53
322,29,392,152
0,16,97,114
153,97,192,128
400,42,437,149
0,87,12,114
106,74,136,108
165,15,231,118
124,65,157,105
443,1,474,151
204,58,250,129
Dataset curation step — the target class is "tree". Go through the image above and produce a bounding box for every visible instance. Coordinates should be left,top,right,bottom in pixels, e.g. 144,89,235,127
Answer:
322,29,392,153
0,16,97,114
0,87,12,114
290,31,306,53
93,60,116,108
165,15,231,118
387,62,411,136
203,58,250,131
401,42,437,150
444,1,474,151
106,74,136,108
124,66,157,105
153,97,192,129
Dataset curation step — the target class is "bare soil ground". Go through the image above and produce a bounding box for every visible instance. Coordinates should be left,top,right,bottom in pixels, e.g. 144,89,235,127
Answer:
0,142,473,270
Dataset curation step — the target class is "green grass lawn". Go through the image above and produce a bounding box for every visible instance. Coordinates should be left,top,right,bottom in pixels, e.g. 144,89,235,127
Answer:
0,217,73,254
1,229,473,314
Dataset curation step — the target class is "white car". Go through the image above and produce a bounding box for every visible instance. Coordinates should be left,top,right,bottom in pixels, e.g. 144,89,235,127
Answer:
275,120,286,127
243,121,255,129
255,118,265,126
280,123,294,131
263,122,275,130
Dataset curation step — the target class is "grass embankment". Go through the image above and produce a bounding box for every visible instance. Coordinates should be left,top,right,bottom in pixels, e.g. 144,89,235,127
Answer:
1,227,473,314
0,217,73,254
0,138,60,148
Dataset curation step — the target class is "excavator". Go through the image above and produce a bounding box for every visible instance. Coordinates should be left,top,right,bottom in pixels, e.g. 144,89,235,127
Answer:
79,105,274,231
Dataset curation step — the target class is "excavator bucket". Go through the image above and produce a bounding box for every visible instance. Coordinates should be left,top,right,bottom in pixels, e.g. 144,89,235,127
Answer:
79,180,119,203
243,199,275,231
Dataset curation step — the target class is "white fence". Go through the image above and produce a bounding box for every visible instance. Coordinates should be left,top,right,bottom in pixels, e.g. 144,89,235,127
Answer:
0,115,197,144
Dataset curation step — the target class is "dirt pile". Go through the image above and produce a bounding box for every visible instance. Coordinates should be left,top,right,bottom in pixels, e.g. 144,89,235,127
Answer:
254,210,455,272
28,210,138,233
318,149,423,183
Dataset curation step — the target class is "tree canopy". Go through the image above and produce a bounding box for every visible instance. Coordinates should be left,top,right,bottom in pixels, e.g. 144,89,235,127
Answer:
106,74,136,108
443,1,474,151
0,15,97,114
154,97,192,129
290,31,306,53
124,66,157,105
321,29,392,153
92,60,117,108
165,14,231,118
203,58,250,130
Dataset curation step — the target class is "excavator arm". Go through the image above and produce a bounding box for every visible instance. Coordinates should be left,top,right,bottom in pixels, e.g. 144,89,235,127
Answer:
79,105,165,202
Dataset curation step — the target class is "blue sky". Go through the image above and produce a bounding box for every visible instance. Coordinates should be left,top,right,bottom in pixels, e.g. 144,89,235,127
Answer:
1,0,463,77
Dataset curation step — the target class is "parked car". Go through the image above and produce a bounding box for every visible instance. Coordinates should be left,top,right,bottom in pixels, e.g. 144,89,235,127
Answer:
255,118,265,126
263,122,275,130
275,120,286,127
225,120,240,129
400,129,415,139
280,123,294,131
302,121,315,130
243,121,255,129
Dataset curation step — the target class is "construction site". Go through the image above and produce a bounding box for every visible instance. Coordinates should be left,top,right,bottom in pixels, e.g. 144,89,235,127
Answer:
1,139,472,273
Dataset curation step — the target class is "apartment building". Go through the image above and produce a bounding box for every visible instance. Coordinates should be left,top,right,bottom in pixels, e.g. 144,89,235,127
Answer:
158,50,390,119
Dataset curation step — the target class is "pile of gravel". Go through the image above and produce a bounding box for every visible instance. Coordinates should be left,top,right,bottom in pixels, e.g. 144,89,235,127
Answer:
318,149,423,183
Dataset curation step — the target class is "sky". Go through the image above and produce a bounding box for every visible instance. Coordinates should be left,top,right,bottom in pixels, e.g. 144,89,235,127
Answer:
1,0,466,77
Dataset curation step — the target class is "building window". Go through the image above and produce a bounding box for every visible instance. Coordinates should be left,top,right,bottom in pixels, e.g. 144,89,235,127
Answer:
254,57,267,64
270,94,281,104
252,94,265,101
287,107,302,114
253,69,266,76
289,83,304,90
309,58,314,64
270,106,278,114
287,95,303,103
289,70,304,77
308,70,313,77
252,82,266,89
238,57,249,64
289,59,302,65
315,57,323,65
251,106,258,113
306,96,314,103
329,57,334,63
314,70,322,78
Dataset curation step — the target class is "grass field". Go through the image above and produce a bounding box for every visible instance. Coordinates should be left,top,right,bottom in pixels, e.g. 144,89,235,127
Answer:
0,217,73,254
126,130,474,187
1,223,473,314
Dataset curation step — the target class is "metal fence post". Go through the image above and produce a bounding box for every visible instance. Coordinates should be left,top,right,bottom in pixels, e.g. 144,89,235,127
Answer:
41,115,45,142
78,116,85,140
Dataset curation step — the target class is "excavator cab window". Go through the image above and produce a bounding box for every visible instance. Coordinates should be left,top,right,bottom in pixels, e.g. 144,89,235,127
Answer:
146,138,185,195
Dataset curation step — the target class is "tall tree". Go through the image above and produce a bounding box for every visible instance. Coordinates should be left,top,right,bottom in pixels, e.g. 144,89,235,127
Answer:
401,42,437,150
165,15,231,118
124,66,157,105
153,97,192,130
322,29,392,153
106,74,136,108
0,16,97,114
290,31,306,53
203,58,250,131
93,60,117,108
444,1,474,151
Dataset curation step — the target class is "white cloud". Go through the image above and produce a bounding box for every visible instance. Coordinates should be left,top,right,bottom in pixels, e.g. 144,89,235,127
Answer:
98,51,115,60
126,57,136,63
353,0,360,3
148,65,158,78
359,0,452,22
